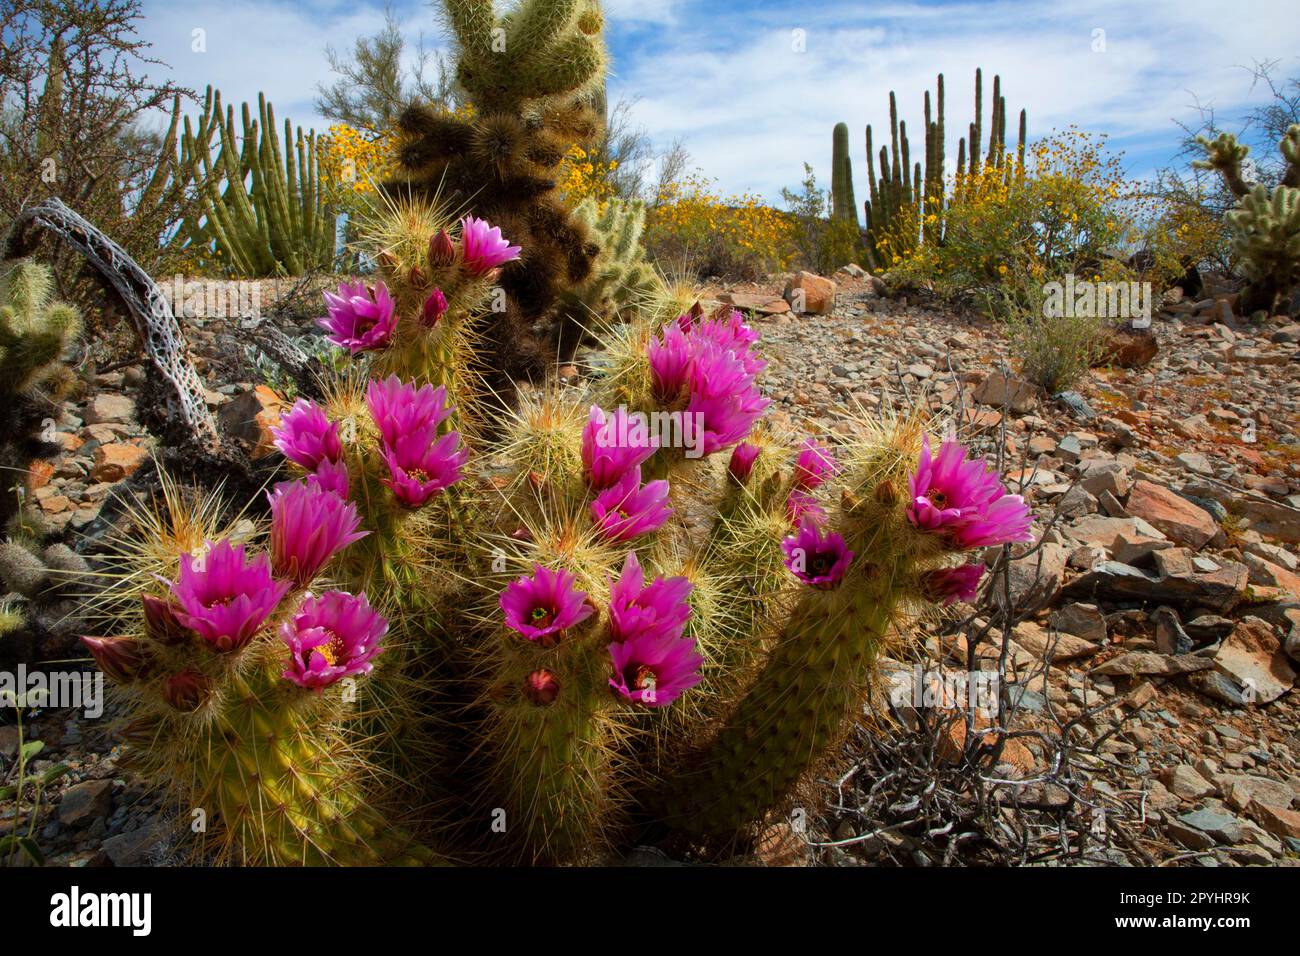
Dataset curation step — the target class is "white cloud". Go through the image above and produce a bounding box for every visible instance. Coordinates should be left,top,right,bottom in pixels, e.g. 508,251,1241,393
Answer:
612,0,1300,201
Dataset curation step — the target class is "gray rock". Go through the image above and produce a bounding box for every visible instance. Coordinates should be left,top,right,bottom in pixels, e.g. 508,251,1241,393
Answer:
101,824,168,867
58,778,113,828
1052,603,1108,644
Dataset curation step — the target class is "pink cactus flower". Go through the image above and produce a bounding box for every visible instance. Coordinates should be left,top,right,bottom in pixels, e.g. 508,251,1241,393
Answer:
693,309,766,376
581,404,658,489
281,590,387,690
272,398,342,471
921,563,985,605
317,280,398,353
459,215,521,275
648,322,696,403
268,480,368,585
308,457,351,498
792,438,840,490
591,466,672,542
608,630,703,708
781,521,854,588
170,539,291,652
420,288,449,327
365,376,454,450
607,551,693,644
379,430,469,508
728,442,761,482
686,343,770,455
500,564,594,646
907,436,1033,548
785,489,827,527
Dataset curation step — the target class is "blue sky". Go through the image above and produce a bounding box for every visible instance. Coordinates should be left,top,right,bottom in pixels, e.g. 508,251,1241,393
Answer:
136,0,1300,203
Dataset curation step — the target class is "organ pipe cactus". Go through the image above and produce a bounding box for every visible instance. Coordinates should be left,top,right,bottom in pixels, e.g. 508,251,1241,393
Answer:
178,88,337,277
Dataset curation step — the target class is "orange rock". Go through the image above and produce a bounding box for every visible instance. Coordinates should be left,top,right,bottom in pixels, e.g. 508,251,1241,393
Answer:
782,271,837,315
39,494,70,513
27,459,55,490
1249,801,1300,839
92,442,148,482
1125,480,1217,550
217,385,287,460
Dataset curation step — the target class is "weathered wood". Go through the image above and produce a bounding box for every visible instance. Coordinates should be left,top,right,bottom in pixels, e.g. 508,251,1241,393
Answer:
4,197,219,449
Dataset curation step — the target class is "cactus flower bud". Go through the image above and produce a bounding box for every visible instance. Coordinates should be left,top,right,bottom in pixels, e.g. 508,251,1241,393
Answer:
523,669,560,706
163,671,210,712
727,442,760,483
80,635,150,683
427,228,456,268
420,288,448,327
141,594,195,645
409,265,427,288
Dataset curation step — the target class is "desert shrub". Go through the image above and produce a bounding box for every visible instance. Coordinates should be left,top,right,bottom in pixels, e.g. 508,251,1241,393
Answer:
643,170,795,280
781,163,865,274
0,0,197,293
1005,307,1109,394
557,144,620,208
887,129,1136,313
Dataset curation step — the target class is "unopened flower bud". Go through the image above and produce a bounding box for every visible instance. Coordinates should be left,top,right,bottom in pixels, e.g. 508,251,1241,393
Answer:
420,288,448,327
523,669,560,706
163,671,210,712
427,228,456,268
80,635,150,683
141,594,195,646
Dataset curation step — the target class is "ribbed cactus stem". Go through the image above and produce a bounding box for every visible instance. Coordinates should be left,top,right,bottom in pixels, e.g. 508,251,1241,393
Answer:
485,628,617,863
661,559,903,838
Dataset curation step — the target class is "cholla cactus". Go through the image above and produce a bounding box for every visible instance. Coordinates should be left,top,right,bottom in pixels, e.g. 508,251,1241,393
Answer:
0,258,82,528
80,1,1038,866
1196,124,1300,315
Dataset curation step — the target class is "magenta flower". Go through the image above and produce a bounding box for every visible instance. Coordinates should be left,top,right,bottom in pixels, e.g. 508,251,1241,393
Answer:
591,466,672,542
268,480,368,585
272,398,342,471
608,630,703,708
281,590,387,690
380,430,468,508
170,539,291,652
922,563,985,605
686,342,770,455
460,215,521,275
792,438,840,490
785,489,827,527
581,404,658,489
648,323,695,403
907,436,1034,549
500,565,594,646
420,288,448,327
693,309,766,377
781,521,854,588
607,552,693,644
728,442,761,482
365,376,454,449
308,457,351,498
317,280,398,353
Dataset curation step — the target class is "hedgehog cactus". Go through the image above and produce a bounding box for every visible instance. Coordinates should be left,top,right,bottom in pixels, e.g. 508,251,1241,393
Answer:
79,1,1040,866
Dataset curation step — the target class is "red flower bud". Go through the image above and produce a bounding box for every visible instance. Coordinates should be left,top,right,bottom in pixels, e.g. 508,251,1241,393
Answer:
80,635,150,684
420,288,448,327
523,669,560,706
141,594,194,646
427,228,456,268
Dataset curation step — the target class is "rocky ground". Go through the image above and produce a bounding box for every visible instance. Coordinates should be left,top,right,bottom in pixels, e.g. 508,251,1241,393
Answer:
3,269,1299,866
